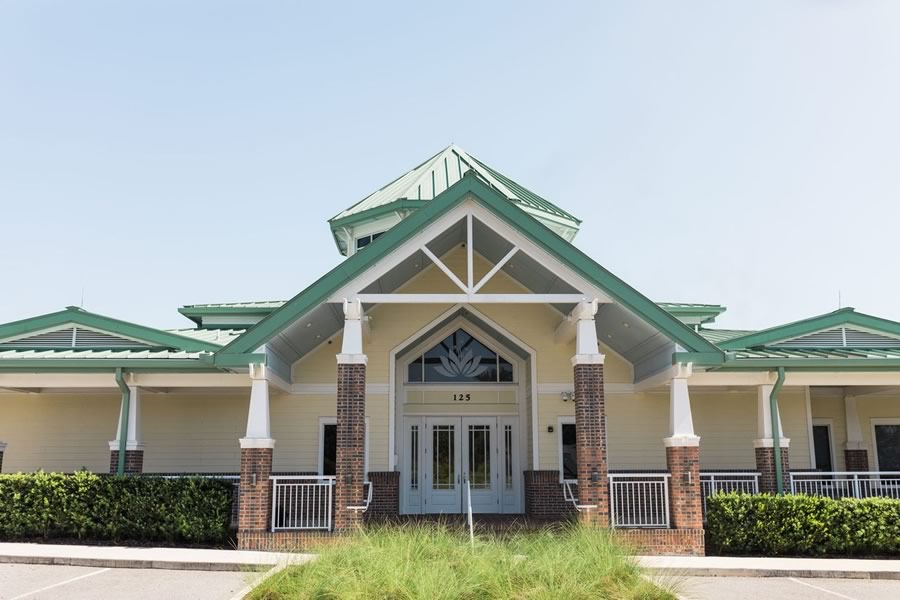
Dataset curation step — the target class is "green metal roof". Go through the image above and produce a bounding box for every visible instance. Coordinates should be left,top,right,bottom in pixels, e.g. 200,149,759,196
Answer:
220,171,722,360
658,302,727,325
697,328,755,344
328,145,581,252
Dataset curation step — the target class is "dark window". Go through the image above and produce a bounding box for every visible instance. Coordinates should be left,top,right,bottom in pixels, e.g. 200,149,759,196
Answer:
875,424,900,471
322,424,337,476
561,423,577,481
408,328,514,383
812,425,833,471
355,231,385,251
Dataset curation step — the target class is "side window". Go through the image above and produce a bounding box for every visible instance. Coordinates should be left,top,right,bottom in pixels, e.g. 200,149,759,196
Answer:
812,424,833,471
321,424,337,476
561,423,577,481
355,231,385,251
874,423,900,471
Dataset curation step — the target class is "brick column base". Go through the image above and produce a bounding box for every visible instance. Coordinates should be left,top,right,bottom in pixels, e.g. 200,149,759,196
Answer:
845,448,869,471
524,471,576,520
665,442,703,529
238,446,273,535
109,449,144,474
365,471,399,522
574,362,610,527
335,362,366,531
755,444,790,493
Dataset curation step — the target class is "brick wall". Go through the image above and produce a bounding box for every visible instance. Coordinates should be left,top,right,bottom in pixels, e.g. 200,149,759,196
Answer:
755,446,790,494
366,471,399,522
335,363,366,531
239,447,273,533
574,362,609,526
845,448,869,471
666,445,702,529
616,528,705,556
108,450,144,474
238,530,342,551
524,470,576,520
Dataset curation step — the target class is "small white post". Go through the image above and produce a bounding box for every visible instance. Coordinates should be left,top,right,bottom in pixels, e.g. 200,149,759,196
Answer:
844,394,865,451
754,384,789,449
664,363,700,447
337,299,368,365
571,299,604,366
108,385,144,452
240,364,275,449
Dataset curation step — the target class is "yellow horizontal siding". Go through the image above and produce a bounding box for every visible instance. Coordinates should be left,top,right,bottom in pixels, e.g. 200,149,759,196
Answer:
0,393,119,473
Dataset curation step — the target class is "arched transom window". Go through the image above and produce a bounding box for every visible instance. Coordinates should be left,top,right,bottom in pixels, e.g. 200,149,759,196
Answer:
407,329,514,383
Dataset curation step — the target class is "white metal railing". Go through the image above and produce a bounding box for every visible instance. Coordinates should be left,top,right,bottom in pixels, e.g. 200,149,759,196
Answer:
271,476,334,531
701,472,760,514
563,480,598,513
608,474,670,528
348,481,373,513
790,472,900,499
465,477,474,546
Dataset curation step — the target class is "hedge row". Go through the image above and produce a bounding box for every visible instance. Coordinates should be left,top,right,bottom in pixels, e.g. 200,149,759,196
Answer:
0,471,234,545
707,492,900,556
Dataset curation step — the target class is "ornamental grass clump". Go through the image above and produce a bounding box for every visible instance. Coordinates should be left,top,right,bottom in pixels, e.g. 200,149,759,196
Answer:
249,523,674,600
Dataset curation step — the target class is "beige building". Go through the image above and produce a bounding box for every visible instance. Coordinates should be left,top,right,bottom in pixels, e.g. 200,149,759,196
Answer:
2,146,899,553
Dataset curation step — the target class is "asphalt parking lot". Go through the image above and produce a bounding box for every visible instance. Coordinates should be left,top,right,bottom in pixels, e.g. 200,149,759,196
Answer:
0,564,252,600
677,575,900,600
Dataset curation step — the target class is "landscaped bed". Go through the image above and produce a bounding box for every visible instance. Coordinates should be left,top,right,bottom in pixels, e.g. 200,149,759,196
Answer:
248,523,675,600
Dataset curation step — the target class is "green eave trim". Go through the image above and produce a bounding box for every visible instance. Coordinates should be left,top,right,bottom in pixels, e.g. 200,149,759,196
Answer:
0,308,222,353
328,199,428,230
0,359,219,372
720,308,900,350
674,350,900,371
222,173,722,357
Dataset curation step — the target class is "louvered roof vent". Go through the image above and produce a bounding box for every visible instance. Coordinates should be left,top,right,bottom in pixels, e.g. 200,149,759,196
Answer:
0,326,153,349
773,326,900,349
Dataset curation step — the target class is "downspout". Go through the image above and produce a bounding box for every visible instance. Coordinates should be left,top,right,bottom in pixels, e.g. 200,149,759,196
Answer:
114,368,131,477
770,366,786,494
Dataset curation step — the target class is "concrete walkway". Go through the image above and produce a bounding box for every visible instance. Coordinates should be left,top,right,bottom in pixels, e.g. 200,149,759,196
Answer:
0,543,309,572
640,555,900,579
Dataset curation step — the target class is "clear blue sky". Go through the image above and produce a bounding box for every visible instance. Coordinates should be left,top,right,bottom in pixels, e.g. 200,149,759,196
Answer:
2,1,898,331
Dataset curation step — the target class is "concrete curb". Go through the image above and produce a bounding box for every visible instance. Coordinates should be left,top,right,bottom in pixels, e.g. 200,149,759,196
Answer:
0,554,273,572
639,556,900,580
0,542,309,572
644,566,900,580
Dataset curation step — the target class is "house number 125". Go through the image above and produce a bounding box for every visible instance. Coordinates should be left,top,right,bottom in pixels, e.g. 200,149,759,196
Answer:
453,393,471,402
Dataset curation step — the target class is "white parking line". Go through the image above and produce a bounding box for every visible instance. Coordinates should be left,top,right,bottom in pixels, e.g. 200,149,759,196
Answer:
788,577,858,600
7,568,111,600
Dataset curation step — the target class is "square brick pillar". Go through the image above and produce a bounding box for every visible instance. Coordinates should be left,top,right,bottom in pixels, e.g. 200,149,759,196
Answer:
238,367,276,543
108,445,144,474
365,471,399,522
335,362,367,531
573,362,610,527
238,442,274,534
755,440,790,494
845,445,869,471
665,441,703,529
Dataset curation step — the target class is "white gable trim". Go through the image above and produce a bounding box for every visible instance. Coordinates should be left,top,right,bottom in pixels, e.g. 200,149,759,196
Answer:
326,198,611,304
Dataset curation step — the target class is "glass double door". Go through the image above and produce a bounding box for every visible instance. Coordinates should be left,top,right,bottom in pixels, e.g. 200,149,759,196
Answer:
404,416,519,514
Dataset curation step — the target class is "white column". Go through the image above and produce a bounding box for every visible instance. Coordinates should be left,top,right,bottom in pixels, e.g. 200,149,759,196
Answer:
844,394,865,451
664,364,700,447
240,364,275,449
754,384,789,448
108,385,143,451
337,299,368,364
571,299,605,366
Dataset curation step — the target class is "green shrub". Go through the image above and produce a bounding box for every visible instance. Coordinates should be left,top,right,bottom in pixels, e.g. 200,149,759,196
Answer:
0,471,233,546
707,492,900,556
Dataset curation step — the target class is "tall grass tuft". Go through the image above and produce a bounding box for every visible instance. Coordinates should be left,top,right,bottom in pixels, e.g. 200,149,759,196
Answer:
249,522,674,599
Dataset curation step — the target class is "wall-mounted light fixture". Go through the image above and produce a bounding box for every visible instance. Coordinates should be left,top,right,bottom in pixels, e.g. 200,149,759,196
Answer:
560,391,574,402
